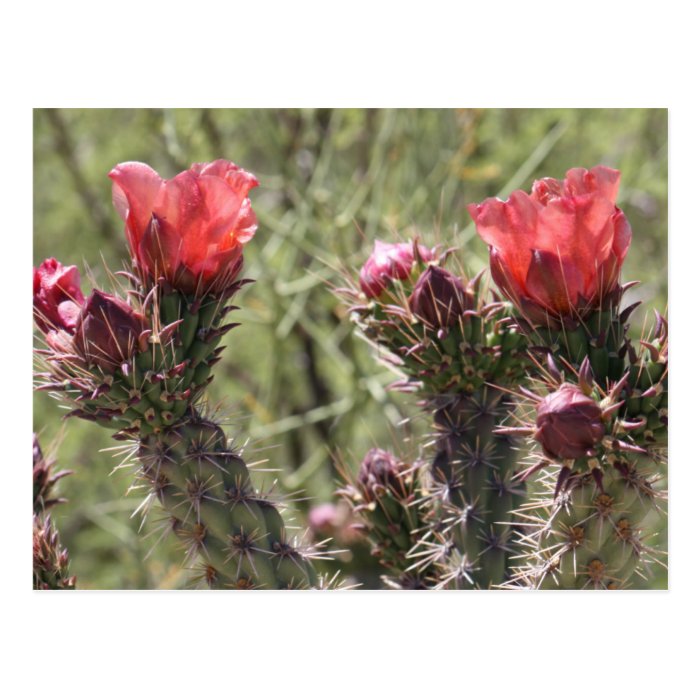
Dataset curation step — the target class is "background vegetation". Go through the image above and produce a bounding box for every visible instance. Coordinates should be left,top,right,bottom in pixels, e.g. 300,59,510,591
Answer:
33,108,668,588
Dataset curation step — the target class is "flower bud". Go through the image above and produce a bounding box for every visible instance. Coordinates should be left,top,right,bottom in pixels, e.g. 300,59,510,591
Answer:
408,265,471,328
358,448,404,495
33,258,85,334
535,384,606,460
74,290,147,371
359,240,434,298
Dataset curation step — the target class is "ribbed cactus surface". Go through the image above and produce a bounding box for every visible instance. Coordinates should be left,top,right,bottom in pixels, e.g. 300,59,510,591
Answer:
429,388,525,587
511,460,666,589
138,413,318,589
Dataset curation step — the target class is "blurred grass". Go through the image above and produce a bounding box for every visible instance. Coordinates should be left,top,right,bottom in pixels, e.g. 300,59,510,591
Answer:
33,108,667,588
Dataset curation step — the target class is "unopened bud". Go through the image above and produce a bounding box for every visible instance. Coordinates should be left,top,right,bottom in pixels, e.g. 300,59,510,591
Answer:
535,384,605,460
74,290,147,371
408,266,471,329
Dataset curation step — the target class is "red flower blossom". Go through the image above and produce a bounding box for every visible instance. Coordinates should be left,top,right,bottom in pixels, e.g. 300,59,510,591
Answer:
360,240,434,298
468,166,631,324
109,159,259,295
74,290,147,371
535,384,605,460
33,258,85,334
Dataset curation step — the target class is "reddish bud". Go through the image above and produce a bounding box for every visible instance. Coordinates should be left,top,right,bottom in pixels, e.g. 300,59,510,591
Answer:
408,265,471,328
359,240,434,298
535,384,606,460
74,290,147,371
469,166,631,323
33,258,85,334
358,448,403,494
109,159,258,295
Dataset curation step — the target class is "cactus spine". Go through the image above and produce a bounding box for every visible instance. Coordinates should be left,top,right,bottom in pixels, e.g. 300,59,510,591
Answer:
428,387,524,587
137,412,317,588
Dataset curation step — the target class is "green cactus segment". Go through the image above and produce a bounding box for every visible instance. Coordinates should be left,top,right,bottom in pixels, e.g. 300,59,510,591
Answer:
510,459,666,589
429,388,525,588
525,305,628,382
347,276,530,588
360,296,529,396
138,413,317,589
341,461,437,589
623,315,668,449
521,304,669,451
39,290,236,438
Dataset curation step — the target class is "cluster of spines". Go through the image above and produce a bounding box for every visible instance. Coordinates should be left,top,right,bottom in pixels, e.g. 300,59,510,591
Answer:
136,413,320,589
622,310,668,449
408,388,526,588
33,435,76,590
502,305,668,589
508,460,666,589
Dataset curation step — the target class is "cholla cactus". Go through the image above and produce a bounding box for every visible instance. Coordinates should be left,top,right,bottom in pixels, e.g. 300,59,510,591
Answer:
338,448,438,589
337,241,530,588
33,435,76,590
335,165,667,590
33,160,324,589
469,166,668,589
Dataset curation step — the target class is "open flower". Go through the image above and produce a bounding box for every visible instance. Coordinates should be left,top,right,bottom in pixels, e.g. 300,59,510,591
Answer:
74,290,147,371
360,240,434,298
468,166,631,324
33,258,85,334
109,159,259,295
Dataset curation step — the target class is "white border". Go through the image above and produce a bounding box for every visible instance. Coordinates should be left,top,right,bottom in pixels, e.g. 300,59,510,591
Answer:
5,1,698,697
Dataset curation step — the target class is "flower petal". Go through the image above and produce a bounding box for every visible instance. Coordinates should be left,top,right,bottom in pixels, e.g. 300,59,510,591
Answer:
109,162,163,250
612,208,632,260
564,166,620,204
469,191,538,289
536,194,616,270
524,249,586,315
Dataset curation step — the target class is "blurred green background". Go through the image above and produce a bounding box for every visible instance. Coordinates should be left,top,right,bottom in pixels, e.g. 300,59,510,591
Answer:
33,108,668,588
